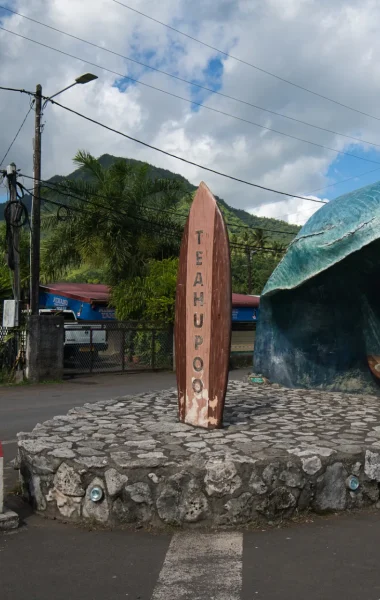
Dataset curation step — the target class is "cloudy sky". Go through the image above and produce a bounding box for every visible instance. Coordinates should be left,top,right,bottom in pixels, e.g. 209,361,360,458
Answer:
1,0,380,225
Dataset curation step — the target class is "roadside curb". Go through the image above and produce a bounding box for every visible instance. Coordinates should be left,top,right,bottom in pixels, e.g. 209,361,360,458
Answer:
0,442,19,530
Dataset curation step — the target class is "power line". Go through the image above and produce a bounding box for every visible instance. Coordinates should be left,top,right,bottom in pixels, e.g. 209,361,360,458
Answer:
20,173,190,221
35,95,330,204
39,193,285,252
268,166,380,223
1,29,380,168
24,173,301,235
0,85,32,95
22,184,185,239
41,194,285,252
0,102,34,167
20,173,300,237
0,86,322,225
3,6,380,151
111,0,380,124
0,83,374,219
307,166,380,195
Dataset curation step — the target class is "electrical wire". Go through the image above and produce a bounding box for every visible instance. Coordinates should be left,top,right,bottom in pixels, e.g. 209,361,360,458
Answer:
0,82,376,221
21,185,184,240
0,84,377,219
110,0,380,123
307,166,380,195
0,102,34,167
19,173,301,236
36,95,330,204
25,185,287,253
2,27,380,168
36,178,189,221
2,5,380,151
0,85,32,95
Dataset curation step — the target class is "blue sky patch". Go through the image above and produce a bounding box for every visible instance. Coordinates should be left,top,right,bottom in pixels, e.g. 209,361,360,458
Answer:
321,146,380,200
189,56,224,110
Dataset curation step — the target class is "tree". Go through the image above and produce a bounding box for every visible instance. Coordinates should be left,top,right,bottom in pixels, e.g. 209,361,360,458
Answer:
271,241,286,260
112,258,178,324
250,228,269,249
41,152,185,285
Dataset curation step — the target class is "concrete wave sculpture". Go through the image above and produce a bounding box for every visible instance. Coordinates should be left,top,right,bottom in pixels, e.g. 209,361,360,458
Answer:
254,180,380,394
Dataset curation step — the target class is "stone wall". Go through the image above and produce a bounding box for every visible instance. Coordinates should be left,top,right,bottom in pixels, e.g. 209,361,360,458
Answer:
16,382,380,528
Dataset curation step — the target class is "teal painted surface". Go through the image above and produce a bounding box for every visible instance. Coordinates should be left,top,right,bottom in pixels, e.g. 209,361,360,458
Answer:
263,180,380,297
255,180,380,395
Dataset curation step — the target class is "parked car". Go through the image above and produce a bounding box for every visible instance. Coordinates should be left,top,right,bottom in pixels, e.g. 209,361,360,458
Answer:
39,309,108,362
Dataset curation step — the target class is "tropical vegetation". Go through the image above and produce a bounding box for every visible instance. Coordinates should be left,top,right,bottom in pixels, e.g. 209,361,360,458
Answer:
0,152,300,323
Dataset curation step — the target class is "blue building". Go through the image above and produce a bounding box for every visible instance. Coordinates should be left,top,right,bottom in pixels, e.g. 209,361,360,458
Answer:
39,283,116,321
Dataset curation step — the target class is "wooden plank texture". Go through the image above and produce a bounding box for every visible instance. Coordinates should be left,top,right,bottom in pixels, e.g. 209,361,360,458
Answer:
175,182,231,429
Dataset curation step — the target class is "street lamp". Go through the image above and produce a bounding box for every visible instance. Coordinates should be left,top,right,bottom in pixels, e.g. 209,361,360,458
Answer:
44,73,98,105
29,73,98,318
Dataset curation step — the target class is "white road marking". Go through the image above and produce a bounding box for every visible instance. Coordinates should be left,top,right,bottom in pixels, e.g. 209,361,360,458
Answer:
2,440,17,445
151,532,243,600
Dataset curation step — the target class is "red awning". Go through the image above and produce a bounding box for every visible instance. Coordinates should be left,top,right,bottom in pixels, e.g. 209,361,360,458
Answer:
42,284,260,308
40,283,110,304
232,293,260,308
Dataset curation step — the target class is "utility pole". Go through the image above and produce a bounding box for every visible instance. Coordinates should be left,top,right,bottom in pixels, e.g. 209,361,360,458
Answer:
246,247,252,294
246,249,257,295
30,84,42,315
8,163,20,315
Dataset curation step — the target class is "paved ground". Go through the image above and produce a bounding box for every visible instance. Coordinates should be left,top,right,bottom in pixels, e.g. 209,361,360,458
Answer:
3,370,380,599
2,507,380,599
19,379,380,526
1,370,249,489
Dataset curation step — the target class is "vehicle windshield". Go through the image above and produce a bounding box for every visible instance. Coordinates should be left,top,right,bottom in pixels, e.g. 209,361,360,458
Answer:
40,310,76,322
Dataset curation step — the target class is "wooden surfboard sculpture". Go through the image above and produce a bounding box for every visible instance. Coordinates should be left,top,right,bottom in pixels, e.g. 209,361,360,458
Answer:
175,182,231,429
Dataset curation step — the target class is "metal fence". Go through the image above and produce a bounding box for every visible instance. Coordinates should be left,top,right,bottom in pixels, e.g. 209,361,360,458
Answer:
63,321,173,375
0,325,27,382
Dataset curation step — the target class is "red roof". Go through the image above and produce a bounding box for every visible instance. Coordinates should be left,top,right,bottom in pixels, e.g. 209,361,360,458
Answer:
42,283,260,308
40,283,110,304
232,293,260,308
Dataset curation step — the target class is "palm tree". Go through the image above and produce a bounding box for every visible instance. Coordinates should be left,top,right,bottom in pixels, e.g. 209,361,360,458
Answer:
251,228,269,249
271,241,286,259
41,152,185,285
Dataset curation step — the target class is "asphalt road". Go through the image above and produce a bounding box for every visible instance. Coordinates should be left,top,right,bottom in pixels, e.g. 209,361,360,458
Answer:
2,507,380,599
3,369,380,599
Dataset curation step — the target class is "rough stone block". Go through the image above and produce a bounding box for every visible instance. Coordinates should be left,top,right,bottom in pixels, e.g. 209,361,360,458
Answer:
47,488,82,519
157,474,208,525
54,463,85,497
314,463,347,512
0,510,19,530
83,477,109,523
301,456,322,475
365,451,380,481
223,493,254,524
105,469,128,497
205,460,242,497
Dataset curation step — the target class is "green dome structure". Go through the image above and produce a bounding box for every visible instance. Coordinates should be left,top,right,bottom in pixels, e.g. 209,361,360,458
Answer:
254,180,380,394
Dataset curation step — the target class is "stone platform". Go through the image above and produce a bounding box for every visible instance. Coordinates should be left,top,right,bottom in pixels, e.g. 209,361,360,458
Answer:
17,381,380,527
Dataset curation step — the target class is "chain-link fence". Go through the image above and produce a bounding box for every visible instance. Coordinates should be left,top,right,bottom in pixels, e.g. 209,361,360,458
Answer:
0,325,27,383
63,322,173,375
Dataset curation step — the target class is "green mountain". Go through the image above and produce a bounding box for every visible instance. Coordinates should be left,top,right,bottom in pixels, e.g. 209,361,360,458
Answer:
0,154,300,243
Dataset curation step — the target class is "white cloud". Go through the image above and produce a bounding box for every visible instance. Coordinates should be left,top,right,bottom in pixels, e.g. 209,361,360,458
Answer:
1,0,380,219
252,195,327,226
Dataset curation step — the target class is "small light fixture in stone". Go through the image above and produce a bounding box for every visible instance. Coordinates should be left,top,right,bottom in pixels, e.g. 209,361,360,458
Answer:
346,475,360,491
89,486,104,502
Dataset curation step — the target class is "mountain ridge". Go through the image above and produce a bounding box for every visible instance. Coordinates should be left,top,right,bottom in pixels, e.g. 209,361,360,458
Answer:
0,154,300,242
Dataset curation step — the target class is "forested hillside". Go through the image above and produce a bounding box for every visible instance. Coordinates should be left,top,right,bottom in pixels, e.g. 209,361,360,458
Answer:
1,153,301,315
